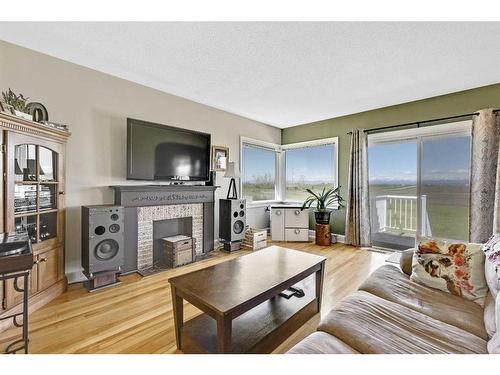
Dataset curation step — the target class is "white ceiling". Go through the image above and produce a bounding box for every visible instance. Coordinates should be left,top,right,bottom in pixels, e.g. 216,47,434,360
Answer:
1,22,500,128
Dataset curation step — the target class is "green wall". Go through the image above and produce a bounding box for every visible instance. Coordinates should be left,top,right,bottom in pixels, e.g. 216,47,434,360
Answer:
281,83,500,235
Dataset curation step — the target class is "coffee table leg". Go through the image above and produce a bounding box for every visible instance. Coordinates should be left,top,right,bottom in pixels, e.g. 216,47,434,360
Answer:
171,286,183,350
315,261,325,312
217,316,232,353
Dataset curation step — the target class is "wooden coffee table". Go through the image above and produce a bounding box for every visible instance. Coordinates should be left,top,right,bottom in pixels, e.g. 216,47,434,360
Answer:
168,245,326,354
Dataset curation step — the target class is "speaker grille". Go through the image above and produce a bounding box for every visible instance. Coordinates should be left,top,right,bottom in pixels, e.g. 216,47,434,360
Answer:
95,239,120,261
233,220,244,234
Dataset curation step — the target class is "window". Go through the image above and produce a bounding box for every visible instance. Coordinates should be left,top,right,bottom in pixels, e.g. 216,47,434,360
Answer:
241,141,279,202
240,137,338,204
283,141,337,202
368,120,472,250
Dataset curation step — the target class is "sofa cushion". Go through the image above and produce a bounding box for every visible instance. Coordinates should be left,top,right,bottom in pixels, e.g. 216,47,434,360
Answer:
484,292,496,338
359,264,488,339
485,260,500,298
411,237,488,306
287,332,359,354
400,248,414,276
317,291,487,354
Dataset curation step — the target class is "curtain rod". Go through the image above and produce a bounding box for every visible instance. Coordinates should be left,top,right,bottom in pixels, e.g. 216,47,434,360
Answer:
346,110,499,135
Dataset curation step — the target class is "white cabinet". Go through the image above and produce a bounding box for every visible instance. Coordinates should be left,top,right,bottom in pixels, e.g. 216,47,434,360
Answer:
271,208,285,241
271,206,309,242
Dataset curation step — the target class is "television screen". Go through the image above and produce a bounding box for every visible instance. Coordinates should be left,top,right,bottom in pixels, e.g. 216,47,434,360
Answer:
127,118,211,181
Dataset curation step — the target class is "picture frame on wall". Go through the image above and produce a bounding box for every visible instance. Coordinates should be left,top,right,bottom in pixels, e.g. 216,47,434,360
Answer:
212,145,229,172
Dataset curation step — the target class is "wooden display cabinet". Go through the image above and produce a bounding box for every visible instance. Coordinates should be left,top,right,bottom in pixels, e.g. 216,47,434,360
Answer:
0,113,70,330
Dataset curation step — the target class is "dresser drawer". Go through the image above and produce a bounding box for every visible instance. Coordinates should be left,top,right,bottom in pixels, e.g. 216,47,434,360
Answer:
284,208,309,228
271,208,285,241
285,228,309,242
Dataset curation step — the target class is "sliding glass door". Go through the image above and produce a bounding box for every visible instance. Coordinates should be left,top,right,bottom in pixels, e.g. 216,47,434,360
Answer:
368,139,418,250
420,133,471,241
368,121,472,250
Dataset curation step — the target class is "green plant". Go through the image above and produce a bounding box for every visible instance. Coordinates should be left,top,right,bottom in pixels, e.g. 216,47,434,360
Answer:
2,88,29,112
301,185,344,211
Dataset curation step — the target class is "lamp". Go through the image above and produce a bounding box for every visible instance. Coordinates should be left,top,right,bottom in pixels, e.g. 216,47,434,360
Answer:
224,161,240,200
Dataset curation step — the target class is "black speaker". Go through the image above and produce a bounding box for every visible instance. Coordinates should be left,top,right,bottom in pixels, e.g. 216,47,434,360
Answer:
219,199,246,242
82,205,125,277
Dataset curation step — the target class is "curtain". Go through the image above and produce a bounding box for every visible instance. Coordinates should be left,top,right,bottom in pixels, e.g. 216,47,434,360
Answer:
470,109,500,243
345,129,371,247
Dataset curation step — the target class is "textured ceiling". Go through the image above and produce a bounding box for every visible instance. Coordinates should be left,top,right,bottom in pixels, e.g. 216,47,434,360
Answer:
1,22,500,128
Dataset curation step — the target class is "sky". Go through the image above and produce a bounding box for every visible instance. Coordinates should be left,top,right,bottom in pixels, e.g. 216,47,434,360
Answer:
242,144,336,183
243,135,470,185
368,135,471,184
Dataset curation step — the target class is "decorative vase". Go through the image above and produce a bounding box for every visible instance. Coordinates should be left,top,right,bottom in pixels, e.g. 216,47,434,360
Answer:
314,210,332,224
14,110,33,121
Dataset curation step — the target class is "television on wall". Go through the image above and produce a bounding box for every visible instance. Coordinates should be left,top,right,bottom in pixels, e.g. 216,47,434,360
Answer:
126,118,211,182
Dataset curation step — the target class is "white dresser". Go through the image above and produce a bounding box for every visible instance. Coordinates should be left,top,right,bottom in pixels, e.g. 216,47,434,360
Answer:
270,205,309,242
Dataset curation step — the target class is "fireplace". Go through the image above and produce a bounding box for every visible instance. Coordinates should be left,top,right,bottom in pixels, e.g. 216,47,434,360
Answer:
152,217,192,266
111,185,217,274
137,204,203,270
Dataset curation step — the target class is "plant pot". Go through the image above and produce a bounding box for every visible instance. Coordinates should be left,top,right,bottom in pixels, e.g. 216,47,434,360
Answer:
314,210,332,224
14,110,33,121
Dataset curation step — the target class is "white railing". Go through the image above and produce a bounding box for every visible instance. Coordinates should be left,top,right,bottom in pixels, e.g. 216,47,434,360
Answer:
373,195,431,236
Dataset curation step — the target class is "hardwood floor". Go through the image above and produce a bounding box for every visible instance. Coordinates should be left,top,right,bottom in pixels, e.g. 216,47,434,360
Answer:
0,242,387,354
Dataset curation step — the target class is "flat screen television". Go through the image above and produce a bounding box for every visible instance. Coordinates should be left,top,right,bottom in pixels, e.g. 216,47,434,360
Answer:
127,118,211,181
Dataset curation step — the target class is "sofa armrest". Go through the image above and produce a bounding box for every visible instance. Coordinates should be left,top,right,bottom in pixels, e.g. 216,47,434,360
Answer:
400,248,414,276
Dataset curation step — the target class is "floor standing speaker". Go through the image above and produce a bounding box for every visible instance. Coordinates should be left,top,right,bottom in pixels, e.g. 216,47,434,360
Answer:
219,199,246,242
82,205,125,278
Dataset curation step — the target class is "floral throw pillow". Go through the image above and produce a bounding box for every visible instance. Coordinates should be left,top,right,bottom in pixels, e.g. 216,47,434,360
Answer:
410,237,488,306
483,234,500,266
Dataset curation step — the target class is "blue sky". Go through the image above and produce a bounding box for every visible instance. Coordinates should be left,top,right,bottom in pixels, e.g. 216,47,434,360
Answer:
242,147,276,183
285,145,335,183
368,136,471,183
242,145,336,183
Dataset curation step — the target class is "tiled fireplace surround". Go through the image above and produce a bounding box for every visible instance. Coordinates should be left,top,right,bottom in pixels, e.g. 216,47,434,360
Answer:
111,185,216,274
137,204,204,270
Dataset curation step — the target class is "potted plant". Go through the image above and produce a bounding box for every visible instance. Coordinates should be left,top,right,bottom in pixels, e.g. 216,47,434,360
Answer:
301,185,344,224
1,88,32,120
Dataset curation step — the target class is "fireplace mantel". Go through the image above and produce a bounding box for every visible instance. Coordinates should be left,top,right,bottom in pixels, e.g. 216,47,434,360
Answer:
110,184,218,273
111,185,218,207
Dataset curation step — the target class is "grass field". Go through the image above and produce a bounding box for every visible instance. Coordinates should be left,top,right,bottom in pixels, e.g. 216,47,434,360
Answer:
242,182,335,202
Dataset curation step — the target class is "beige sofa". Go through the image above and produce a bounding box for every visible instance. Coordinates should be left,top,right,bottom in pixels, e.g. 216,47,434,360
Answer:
288,249,500,354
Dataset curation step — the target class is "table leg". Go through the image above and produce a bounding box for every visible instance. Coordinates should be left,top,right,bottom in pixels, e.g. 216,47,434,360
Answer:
217,316,232,354
315,261,325,312
171,286,183,350
23,272,29,354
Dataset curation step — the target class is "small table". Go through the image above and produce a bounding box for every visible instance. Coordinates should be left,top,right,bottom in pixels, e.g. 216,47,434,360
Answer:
168,246,326,354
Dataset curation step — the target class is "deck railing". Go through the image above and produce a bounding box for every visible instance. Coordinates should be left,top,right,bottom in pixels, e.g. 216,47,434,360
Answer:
373,195,431,236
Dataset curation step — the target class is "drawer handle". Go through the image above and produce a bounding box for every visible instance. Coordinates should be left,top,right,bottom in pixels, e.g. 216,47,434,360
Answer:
40,258,47,263
294,210,300,215
276,210,281,216
294,229,300,234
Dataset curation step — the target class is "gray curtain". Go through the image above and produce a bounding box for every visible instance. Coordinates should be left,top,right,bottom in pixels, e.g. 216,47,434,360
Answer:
345,129,371,247
470,109,500,243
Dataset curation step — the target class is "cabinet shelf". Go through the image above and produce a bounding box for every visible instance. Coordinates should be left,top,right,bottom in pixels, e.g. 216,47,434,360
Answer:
0,112,69,330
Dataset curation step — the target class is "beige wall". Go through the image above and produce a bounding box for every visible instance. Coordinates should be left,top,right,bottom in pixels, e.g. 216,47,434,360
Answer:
0,41,281,280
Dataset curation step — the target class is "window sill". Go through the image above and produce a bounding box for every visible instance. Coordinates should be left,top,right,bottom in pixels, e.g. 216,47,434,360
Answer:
245,200,340,210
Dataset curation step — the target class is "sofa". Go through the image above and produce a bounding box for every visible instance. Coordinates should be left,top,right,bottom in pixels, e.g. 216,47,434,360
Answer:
288,249,500,354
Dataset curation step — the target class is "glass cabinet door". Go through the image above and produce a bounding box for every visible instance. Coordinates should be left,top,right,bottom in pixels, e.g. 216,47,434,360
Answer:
13,143,60,244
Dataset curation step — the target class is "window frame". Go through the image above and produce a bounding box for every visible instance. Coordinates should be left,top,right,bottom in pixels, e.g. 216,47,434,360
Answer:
282,137,339,207
240,136,339,208
240,137,282,205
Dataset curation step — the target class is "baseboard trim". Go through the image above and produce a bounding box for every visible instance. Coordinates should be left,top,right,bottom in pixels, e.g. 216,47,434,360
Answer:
308,230,345,244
